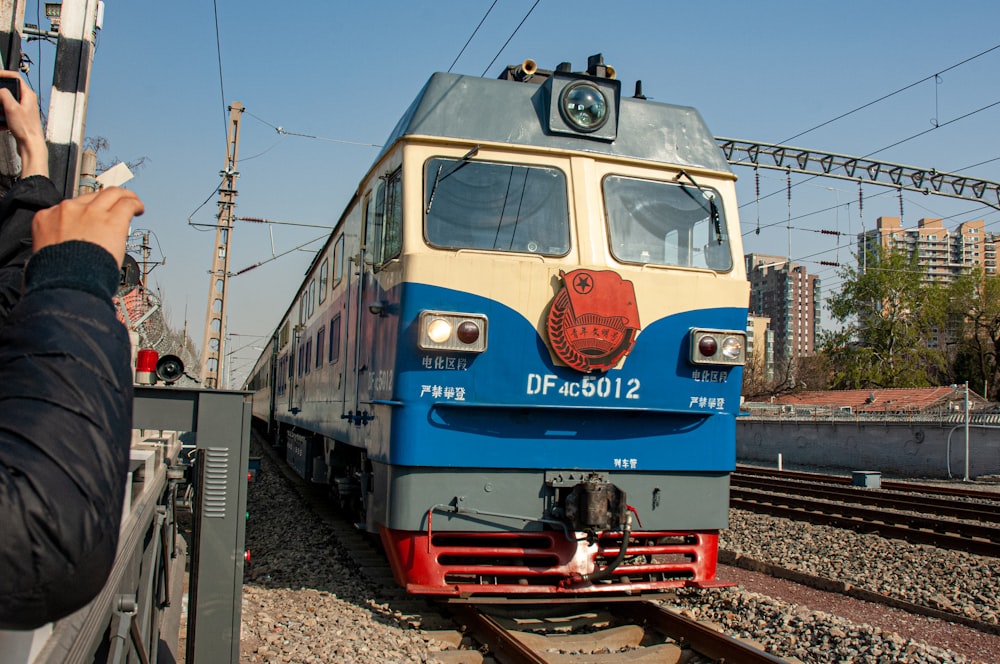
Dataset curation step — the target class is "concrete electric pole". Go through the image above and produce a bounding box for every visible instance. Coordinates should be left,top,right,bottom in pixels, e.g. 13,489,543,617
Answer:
199,102,243,389
45,0,101,199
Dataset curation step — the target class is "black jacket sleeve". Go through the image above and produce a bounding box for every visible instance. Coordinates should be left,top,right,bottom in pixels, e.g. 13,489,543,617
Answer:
0,240,133,630
0,176,63,324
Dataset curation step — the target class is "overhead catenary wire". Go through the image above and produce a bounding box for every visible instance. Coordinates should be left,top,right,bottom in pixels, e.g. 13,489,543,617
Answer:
480,0,542,77
239,137,285,162
769,41,1000,148
739,94,1000,212
738,42,1000,215
743,169,1000,238
244,109,381,148
743,182,963,281
230,233,328,277
186,184,223,230
211,0,229,152
235,216,335,230
448,0,500,73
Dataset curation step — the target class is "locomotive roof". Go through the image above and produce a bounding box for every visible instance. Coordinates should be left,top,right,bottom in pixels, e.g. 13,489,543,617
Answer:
377,71,733,174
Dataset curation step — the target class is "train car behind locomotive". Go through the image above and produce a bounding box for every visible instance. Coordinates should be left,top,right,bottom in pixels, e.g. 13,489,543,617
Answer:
246,54,749,597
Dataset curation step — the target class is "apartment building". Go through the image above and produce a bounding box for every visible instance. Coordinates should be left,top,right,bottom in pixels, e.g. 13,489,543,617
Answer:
857,216,997,282
745,254,821,364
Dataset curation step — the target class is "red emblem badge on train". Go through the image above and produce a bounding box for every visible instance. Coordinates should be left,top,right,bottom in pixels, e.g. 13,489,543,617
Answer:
545,269,641,372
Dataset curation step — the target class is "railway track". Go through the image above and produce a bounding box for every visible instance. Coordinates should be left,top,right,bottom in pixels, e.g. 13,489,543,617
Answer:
448,600,789,664
735,464,1000,501
733,474,1000,524
730,467,1000,557
253,432,794,662
718,551,1000,637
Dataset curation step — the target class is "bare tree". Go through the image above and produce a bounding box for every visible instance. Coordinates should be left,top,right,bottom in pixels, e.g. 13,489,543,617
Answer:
84,136,148,174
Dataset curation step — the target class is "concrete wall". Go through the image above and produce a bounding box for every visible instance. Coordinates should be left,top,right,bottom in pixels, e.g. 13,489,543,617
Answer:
736,419,1000,479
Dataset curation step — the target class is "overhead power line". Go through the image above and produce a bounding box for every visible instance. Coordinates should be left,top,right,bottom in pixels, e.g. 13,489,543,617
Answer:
865,98,1000,159
737,42,1000,211
273,127,381,148
211,0,228,151
244,109,380,148
449,0,499,73
236,216,335,230
771,41,1000,147
230,233,328,277
480,0,541,77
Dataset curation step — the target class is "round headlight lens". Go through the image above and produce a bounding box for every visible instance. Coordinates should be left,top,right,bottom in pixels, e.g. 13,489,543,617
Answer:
560,82,608,132
427,318,453,344
721,336,743,360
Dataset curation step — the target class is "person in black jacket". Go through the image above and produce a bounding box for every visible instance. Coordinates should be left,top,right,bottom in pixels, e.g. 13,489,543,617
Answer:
0,70,146,630
0,70,54,322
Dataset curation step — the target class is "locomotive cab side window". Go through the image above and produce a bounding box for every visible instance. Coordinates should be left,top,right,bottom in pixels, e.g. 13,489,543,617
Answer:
318,258,328,303
332,235,344,287
384,170,402,262
603,175,733,271
365,169,402,270
364,186,381,263
424,157,569,255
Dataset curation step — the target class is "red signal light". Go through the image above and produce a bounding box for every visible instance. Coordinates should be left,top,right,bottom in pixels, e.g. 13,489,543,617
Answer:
698,336,718,357
457,321,480,344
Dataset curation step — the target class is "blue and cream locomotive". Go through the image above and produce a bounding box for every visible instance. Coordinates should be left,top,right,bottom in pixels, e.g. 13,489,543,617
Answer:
246,54,748,597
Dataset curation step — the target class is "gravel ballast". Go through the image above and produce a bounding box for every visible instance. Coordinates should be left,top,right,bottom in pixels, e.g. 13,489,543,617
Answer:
239,448,1000,663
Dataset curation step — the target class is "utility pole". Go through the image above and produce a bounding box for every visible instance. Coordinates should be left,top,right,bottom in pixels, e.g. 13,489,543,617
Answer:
45,0,101,199
199,102,243,389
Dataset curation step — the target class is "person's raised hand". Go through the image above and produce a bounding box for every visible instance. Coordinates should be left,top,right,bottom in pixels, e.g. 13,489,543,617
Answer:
32,188,145,266
0,71,47,178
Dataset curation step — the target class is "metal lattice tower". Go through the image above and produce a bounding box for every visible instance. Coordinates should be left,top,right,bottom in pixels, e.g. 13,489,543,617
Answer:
199,102,243,388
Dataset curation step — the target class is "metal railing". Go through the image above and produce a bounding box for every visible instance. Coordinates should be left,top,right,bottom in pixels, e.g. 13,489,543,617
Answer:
740,403,1000,426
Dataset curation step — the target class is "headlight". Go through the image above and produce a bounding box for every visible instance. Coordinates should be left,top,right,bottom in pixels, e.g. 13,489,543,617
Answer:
720,336,743,361
426,318,453,344
560,82,609,132
690,329,746,366
419,311,488,352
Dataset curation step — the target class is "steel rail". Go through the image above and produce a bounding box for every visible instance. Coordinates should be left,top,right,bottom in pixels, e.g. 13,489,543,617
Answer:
731,475,1000,524
618,601,790,664
449,604,548,664
453,601,793,664
735,465,1000,502
718,550,1000,636
730,488,1000,557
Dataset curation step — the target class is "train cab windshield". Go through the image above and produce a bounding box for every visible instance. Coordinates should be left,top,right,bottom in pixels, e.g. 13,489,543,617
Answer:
424,157,569,255
603,175,733,271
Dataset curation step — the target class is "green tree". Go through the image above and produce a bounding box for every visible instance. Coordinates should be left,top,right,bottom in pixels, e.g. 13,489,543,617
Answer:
943,268,1000,400
822,244,948,389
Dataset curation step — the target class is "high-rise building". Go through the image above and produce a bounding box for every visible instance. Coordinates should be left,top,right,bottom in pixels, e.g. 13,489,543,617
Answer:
857,216,997,282
746,313,774,380
745,254,821,363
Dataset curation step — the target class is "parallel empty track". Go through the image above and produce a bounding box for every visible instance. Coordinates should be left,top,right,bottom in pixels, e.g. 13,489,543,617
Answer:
731,467,1000,557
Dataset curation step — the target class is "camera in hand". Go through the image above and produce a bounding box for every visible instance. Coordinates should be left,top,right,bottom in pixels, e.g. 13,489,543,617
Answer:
0,78,21,125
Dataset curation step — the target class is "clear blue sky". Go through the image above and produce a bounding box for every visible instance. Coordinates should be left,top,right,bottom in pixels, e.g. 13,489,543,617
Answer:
28,0,1000,383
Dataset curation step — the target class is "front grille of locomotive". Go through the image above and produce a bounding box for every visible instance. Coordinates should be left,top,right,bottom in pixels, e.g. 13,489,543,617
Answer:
431,531,710,588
